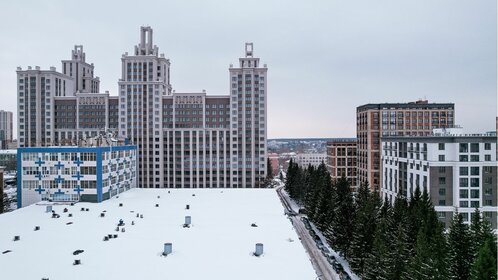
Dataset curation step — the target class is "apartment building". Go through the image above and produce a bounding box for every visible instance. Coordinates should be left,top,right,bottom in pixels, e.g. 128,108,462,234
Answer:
0,110,13,149
381,128,497,228
118,27,268,188
326,138,357,189
295,153,327,168
17,46,112,147
357,100,454,191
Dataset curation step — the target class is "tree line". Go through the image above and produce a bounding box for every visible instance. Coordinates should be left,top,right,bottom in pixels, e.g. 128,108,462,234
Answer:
284,160,497,280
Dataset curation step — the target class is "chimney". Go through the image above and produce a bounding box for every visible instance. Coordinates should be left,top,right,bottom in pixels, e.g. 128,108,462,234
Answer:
254,243,264,256
163,243,172,256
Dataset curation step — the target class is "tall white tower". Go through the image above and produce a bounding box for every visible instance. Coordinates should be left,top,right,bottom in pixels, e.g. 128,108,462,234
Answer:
229,43,268,187
118,26,171,188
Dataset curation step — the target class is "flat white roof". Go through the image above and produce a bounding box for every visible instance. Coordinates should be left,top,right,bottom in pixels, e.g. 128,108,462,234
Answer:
0,189,315,280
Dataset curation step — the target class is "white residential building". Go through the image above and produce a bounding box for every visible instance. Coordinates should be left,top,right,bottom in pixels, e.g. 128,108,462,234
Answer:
295,153,327,168
381,128,497,228
119,27,268,188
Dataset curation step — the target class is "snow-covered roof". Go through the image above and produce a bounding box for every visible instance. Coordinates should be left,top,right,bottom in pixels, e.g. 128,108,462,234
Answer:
0,149,16,155
0,189,315,280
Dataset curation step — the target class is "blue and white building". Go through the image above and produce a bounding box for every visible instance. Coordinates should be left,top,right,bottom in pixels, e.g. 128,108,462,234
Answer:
17,145,137,207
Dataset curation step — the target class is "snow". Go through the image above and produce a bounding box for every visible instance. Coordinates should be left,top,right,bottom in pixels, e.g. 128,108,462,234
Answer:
0,188,315,280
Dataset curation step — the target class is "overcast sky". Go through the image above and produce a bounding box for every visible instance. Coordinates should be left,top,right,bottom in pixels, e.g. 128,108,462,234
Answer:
0,0,496,138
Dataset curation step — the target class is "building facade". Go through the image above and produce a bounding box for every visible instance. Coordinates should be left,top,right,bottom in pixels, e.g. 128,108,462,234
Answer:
119,27,268,188
0,110,13,149
0,149,16,171
295,153,327,168
17,46,110,147
18,26,268,189
381,129,497,228
17,144,137,207
326,138,357,189
357,100,455,191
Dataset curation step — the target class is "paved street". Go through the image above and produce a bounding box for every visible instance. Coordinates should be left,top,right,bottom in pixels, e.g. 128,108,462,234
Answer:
276,186,339,280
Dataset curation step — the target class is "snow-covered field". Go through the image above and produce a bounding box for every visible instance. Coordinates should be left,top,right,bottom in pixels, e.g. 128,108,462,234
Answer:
0,188,315,280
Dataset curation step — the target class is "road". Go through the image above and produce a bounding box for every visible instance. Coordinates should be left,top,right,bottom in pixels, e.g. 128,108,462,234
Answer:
276,186,339,280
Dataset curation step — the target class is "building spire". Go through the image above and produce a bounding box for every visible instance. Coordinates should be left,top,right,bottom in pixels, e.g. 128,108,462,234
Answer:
135,26,157,56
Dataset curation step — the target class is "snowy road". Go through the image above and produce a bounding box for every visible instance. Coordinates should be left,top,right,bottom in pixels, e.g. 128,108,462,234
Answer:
276,186,339,280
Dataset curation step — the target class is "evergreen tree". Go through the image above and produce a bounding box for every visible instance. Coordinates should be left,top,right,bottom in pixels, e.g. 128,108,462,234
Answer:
363,198,391,280
329,176,355,256
279,171,284,183
448,213,472,280
403,188,448,280
313,166,335,231
470,236,497,280
383,195,412,279
266,157,273,181
348,182,381,275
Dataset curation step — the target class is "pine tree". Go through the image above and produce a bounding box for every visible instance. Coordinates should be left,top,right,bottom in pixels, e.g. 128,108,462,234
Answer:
348,182,381,275
382,195,412,279
363,198,391,280
313,170,335,231
470,237,497,280
403,188,448,280
266,157,273,181
329,176,355,256
448,213,472,280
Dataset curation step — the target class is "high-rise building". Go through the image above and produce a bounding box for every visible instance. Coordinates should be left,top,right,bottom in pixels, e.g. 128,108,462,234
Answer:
0,110,13,149
17,47,112,147
326,138,357,190
119,27,268,188
381,128,497,228
356,100,455,191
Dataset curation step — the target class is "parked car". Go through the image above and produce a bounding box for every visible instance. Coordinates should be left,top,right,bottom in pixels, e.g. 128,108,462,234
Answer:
321,247,330,257
298,208,307,214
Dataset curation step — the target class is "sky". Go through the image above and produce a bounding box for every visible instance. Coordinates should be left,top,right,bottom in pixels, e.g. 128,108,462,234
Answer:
0,0,496,139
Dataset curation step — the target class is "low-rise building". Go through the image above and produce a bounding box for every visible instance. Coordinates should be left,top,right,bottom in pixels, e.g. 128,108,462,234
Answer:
381,128,497,228
17,144,137,207
295,153,327,168
0,149,16,171
326,138,357,190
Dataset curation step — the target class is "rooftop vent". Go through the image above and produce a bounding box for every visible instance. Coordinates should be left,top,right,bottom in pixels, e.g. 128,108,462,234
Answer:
63,208,68,213
155,204,159,207
184,216,191,228
119,203,123,207
46,206,52,213
186,204,190,210
34,226,40,231
254,243,264,257
163,243,172,256
13,236,20,242
73,259,81,265
68,214,73,217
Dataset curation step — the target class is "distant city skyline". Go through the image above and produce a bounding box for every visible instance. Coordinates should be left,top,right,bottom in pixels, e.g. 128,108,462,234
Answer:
0,0,496,138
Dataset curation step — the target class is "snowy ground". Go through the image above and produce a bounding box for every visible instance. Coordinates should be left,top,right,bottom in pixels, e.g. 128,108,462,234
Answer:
0,189,315,280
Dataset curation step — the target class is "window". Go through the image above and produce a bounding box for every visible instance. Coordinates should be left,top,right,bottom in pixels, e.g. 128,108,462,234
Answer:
462,213,469,222
438,200,446,206
460,178,468,188
470,201,480,208
438,143,445,150
459,143,468,153
459,201,469,207
484,143,491,150
470,178,479,187
439,177,446,185
470,155,479,162
470,167,479,176
439,155,445,161
460,167,468,176
484,200,493,206
471,189,479,199
470,143,479,153
485,155,491,161
459,189,468,198
485,188,492,196
484,177,492,185
439,188,446,196
483,166,492,173
459,155,468,162
438,166,446,173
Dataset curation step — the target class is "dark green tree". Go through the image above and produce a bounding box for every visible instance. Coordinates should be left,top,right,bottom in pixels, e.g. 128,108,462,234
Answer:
266,157,273,181
448,213,472,280
470,236,497,280
362,197,391,280
329,176,355,257
348,182,381,275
